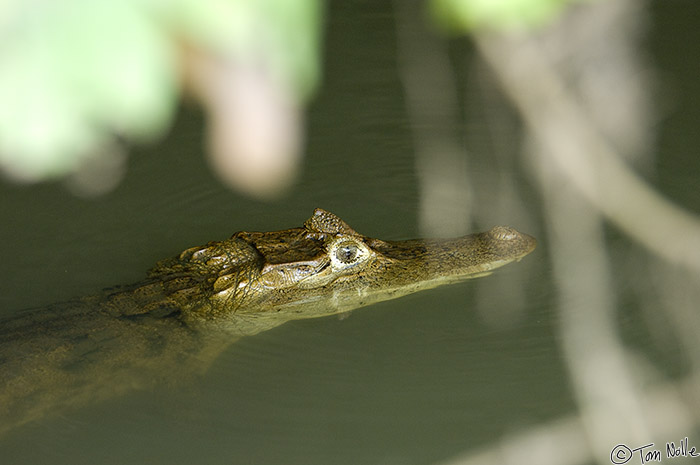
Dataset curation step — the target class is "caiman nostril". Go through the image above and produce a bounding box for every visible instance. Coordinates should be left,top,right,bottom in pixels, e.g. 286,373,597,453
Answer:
488,226,520,241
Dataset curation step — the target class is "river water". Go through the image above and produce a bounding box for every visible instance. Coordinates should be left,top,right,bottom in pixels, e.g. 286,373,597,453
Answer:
1,1,699,464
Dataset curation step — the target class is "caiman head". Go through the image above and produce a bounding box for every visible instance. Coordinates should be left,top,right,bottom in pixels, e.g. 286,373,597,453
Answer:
148,208,536,332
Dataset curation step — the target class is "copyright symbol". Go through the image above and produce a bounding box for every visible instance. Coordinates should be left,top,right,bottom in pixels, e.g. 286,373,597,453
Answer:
610,444,632,464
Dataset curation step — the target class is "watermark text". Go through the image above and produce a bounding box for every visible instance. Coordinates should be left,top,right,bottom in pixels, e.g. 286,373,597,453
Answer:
611,438,700,464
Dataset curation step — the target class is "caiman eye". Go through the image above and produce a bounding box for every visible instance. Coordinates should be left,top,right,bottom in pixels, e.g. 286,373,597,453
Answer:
335,244,359,263
329,239,369,270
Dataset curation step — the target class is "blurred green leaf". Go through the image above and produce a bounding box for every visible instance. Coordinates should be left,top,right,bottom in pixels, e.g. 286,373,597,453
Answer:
159,0,322,99
430,0,590,32
0,0,322,185
0,0,177,180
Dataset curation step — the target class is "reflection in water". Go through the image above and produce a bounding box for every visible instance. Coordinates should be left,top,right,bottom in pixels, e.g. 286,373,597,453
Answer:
397,1,700,465
1,1,698,463
394,0,473,239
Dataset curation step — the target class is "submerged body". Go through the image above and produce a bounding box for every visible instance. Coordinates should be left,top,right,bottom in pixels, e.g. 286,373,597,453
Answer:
0,208,535,435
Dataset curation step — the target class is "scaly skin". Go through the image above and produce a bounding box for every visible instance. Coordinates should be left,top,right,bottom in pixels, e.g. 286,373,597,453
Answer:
0,208,535,435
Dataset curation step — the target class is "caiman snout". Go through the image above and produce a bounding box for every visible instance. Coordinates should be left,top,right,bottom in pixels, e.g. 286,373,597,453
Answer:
483,225,537,261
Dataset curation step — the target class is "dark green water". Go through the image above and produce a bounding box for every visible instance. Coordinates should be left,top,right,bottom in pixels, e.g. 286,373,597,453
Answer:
1,1,698,464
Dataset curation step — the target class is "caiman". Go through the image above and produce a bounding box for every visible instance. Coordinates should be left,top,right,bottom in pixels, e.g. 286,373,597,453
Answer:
0,208,535,435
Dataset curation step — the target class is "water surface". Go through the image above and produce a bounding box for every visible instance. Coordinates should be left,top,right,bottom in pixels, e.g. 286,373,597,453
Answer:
1,1,699,464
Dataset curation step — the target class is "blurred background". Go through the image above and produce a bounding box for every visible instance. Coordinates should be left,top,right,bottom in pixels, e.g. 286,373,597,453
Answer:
1,1,699,464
